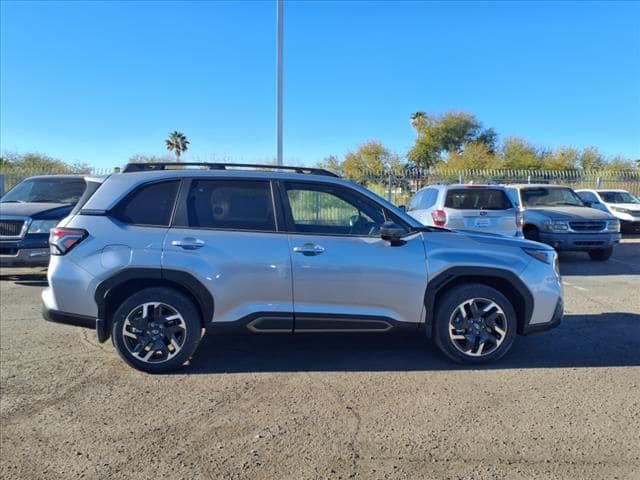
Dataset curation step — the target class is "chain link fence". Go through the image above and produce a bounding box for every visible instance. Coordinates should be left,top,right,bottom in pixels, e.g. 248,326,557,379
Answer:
1,166,638,206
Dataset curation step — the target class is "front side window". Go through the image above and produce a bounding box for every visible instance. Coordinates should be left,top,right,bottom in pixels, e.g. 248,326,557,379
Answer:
113,180,180,226
182,180,276,232
284,182,390,236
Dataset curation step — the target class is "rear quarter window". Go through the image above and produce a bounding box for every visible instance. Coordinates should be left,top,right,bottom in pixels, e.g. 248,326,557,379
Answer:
445,188,513,210
112,180,180,226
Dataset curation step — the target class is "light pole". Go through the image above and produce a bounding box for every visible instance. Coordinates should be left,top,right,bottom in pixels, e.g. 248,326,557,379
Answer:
276,0,284,166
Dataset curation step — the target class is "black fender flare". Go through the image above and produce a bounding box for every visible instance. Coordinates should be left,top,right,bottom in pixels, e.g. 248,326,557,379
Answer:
424,266,534,336
94,267,214,342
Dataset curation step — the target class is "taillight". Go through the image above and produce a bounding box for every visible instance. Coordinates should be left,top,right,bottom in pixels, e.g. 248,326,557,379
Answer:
431,209,447,227
515,209,523,229
49,228,87,255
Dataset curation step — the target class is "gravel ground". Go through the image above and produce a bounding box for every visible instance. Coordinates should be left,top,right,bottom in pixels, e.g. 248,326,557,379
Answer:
1,239,639,480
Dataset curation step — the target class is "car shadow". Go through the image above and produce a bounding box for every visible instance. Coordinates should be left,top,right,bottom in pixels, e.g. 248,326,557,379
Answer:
183,313,640,374
559,241,640,276
0,272,48,287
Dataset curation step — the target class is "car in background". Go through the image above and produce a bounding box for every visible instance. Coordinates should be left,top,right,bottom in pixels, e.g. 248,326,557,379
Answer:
406,184,522,237
505,184,620,261
576,189,640,233
0,175,87,267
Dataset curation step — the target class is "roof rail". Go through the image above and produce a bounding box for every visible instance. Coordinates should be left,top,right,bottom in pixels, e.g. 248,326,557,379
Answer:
121,162,339,177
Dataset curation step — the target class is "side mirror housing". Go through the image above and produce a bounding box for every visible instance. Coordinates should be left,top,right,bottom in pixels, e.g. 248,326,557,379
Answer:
380,221,405,245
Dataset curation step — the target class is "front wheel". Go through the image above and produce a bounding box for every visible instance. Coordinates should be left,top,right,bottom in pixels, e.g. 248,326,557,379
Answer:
588,247,613,261
111,287,202,373
433,284,517,365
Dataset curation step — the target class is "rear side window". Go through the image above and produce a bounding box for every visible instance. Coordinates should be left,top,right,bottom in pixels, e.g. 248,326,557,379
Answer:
113,180,180,226
70,180,103,216
445,188,513,210
181,180,276,232
420,188,439,209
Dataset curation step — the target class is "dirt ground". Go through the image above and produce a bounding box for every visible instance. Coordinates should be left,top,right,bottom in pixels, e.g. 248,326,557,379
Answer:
1,239,639,480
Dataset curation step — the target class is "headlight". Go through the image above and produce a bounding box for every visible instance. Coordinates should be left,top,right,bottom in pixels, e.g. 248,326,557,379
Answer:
607,220,620,232
522,248,560,275
542,220,569,232
27,219,59,234
611,206,630,214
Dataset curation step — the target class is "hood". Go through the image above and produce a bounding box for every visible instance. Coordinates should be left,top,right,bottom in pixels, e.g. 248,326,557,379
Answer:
524,205,614,221
0,202,73,219
454,229,551,251
608,203,640,211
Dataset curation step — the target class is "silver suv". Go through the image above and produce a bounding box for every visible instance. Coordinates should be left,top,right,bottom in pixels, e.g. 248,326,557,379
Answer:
42,163,563,373
406,184,522,237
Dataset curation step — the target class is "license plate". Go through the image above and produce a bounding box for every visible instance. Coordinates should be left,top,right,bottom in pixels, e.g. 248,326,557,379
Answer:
475,218,490,227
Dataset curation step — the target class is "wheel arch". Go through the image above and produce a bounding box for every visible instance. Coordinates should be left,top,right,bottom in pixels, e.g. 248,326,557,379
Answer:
424,267,534,337
94,268,214,343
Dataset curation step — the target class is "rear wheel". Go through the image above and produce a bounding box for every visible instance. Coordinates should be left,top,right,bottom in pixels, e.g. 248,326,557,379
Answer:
433,284,517,365
111,287,202,373
588,247,613,261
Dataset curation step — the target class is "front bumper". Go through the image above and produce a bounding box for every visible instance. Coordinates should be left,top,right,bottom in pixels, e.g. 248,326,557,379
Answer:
538,232,621,251
620,220,640,233
522,298,563,335
0,247,50,267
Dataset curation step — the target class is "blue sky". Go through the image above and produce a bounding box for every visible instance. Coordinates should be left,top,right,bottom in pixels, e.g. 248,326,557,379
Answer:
1,0,639,169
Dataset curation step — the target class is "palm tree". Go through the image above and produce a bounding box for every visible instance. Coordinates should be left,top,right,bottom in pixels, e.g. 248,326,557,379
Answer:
165,131,190,162
410,111,427,132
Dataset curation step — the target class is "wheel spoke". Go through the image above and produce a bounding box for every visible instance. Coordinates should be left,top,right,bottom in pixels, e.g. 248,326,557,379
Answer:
469,301,481,318
493,325,506,337
449,297,508,358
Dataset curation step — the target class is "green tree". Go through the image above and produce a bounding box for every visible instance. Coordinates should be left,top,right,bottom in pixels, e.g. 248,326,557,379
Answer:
342,141,391,184
407,111,497,167
316,155,343,176
0,152,90,174
578,147,606,170
165,131,190,162
604,156,636,170
501,137,543,169
129,154,176,164
446,142,502,170
542,147,579,170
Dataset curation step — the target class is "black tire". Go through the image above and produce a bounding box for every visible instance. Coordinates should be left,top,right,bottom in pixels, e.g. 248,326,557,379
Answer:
433,283,517,365
523,226,541,243
111,287,202,373
588,247,613,261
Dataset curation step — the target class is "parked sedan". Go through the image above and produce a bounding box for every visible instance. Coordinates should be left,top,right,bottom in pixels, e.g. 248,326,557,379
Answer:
0,175,87,267
406,184,522,237
576,189,640,233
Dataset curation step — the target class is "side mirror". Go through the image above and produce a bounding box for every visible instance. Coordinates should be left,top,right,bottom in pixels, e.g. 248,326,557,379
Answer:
380,221,405,245
398,205,406,212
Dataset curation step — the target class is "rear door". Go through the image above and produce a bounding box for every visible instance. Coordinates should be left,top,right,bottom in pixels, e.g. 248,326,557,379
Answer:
444,187,518,236
163,178,293,330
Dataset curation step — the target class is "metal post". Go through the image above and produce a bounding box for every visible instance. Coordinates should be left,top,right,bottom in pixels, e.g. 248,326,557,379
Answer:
387,170,392,202
276,0,284,166
0,174,4,196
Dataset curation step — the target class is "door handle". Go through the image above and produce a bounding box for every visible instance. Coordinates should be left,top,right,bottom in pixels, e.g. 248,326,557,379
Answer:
171,237,205,250
293,243,325,256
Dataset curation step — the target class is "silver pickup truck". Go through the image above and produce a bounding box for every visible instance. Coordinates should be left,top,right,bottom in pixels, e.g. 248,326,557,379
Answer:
505,184,621,261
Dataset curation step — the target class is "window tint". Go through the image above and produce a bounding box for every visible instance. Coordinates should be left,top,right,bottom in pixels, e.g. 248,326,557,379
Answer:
420,189,439,209
520,187,583,207
183,180,276,231
1,177,86,204
505,188,520,207
285,182,390,236
114,180,179,226
445,188,512,210
577,191,598,203
407,191,423,211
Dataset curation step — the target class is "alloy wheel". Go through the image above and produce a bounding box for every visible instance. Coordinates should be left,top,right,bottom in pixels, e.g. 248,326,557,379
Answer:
448,298,508,357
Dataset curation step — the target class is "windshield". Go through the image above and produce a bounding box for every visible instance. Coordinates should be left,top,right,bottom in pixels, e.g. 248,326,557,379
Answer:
520,187,585,207
1,177,86,204
599,191,640,204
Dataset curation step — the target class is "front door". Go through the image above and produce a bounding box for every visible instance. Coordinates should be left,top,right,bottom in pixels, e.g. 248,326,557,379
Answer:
281,181,428,331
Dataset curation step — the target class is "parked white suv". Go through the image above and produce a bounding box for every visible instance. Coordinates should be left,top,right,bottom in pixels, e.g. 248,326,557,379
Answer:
576,189,640,233
406,185,522,237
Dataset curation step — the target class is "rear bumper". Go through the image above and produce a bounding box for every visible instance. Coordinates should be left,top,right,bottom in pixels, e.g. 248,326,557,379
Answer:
538,232,621,251
42,304,109,342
